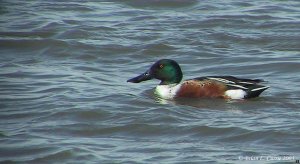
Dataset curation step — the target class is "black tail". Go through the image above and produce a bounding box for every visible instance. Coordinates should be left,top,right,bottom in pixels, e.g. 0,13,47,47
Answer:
245,86,269,99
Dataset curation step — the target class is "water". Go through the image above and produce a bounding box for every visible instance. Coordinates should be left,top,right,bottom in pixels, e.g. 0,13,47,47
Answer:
1,0,300,163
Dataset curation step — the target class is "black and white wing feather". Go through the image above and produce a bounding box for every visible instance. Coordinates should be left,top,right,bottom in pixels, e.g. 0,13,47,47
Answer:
194,76,269,99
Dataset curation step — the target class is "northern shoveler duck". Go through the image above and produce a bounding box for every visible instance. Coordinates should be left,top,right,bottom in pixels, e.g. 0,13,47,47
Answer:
127,59,269,99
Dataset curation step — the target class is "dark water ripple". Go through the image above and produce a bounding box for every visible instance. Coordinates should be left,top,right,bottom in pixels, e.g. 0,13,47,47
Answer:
1,0,300,163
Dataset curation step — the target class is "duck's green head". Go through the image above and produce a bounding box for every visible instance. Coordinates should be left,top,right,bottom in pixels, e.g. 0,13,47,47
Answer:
127,59,183,85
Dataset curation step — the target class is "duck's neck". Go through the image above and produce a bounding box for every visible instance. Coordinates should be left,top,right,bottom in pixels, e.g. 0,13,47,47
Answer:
160,81,179,85
159,75,182,85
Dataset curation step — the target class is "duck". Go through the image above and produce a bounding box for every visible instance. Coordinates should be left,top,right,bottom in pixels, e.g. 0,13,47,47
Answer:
127,59,269,99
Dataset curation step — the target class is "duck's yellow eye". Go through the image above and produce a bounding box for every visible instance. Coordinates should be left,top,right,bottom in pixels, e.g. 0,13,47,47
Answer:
159,64,164,68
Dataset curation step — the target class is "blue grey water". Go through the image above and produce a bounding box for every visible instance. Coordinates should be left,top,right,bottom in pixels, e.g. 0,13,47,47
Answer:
1,0,300,163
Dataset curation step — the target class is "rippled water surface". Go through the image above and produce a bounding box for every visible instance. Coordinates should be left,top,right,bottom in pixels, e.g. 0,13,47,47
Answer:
1,0,300,163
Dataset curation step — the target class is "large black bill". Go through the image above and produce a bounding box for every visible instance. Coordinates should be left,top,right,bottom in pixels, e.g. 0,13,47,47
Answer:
127,72,152,83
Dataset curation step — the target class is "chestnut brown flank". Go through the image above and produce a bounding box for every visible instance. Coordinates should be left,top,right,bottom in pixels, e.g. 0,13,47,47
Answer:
176,80,227,98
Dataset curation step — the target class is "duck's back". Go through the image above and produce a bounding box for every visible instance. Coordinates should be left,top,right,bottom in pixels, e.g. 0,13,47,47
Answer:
174,76,269,99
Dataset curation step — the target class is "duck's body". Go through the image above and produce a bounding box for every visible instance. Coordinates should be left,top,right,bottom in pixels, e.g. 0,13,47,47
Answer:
127,59,269,100
155,76,268,99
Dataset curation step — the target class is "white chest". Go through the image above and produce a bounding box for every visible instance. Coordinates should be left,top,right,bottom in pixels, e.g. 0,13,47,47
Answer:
155,84,181,99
